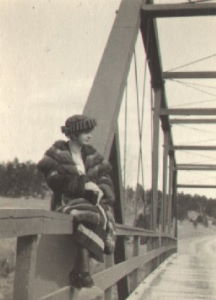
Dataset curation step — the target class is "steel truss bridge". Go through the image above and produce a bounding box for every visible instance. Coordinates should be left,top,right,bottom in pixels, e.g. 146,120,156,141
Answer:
1,1,216,299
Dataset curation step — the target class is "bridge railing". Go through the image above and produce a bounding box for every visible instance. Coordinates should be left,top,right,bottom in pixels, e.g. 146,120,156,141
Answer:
0,208,177,300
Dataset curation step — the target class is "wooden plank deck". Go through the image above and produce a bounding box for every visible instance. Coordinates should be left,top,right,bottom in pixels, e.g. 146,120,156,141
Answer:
128,234,216,300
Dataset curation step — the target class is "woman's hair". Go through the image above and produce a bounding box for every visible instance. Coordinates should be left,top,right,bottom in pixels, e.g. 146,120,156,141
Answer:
61,115,97,138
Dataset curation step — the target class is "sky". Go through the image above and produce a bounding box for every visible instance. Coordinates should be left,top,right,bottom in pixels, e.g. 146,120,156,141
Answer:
1,0,216,197
0,0,121,162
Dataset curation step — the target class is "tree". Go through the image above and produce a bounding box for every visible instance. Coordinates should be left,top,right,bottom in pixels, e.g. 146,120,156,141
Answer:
0,159,48,198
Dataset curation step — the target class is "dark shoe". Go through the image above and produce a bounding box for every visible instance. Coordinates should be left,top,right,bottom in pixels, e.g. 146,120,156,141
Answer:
69,271,94,288
78,272,94,288
69,271,82,289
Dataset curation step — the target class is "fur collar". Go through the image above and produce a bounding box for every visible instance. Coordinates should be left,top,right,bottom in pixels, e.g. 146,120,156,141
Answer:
45,140,104,174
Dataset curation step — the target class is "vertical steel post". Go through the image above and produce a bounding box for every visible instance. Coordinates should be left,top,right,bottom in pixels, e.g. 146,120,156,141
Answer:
162,131,169,233
151,88,162,230
172,169,178,238
168,156,174,234
131,236,140,291
110,132,129,300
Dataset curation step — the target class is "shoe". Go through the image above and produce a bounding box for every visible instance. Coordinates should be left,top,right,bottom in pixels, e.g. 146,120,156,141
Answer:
78,272,94,288
69,271,82,289
69,271,94,288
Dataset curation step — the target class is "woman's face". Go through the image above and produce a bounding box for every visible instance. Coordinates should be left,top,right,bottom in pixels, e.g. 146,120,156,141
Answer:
76,130,93,146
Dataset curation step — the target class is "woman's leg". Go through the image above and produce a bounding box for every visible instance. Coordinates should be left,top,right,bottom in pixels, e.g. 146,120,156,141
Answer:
70,245,94,288
78,247,90,273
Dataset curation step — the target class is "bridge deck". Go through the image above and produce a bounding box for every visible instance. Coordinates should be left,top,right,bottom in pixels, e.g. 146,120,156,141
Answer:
128,234,216,300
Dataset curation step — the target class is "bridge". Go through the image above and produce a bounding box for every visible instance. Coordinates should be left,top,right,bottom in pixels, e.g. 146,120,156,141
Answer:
1,1,216,299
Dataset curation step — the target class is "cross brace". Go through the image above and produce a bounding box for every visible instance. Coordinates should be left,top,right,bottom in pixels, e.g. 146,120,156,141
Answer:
170,119,216,124
177,184,216,189
160,109,216,116
176,164,216,171
142,3,216,18
170,146,216,151
163,71,216,79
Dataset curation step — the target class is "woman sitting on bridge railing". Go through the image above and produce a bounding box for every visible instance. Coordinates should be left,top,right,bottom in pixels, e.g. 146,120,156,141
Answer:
38,114,116,288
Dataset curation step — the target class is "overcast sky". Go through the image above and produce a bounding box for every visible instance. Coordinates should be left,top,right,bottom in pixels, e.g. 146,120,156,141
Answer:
1,0,216,197
0,0,121,162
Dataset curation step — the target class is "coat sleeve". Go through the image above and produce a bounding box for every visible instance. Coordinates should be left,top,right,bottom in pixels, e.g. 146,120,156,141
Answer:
84,146,115,205
37,155,86,197
96,160,115,205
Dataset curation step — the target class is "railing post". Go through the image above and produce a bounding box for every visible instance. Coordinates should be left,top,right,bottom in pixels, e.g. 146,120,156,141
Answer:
164,237,169,260
13,235,38,300
146,236,157,273
130,236,140,291
161,237,166,263
146,237,153,275
155,236,160,268
158,233,162,264
104,254,115,300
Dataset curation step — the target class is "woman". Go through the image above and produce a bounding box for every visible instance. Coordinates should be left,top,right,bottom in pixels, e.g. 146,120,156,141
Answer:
38,114,115,288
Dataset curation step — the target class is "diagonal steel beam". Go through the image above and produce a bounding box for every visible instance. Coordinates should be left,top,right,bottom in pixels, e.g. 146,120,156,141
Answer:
84,0,145,158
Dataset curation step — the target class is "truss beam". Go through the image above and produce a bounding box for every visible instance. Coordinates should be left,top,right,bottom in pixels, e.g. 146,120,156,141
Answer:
142,3,216,18
170,118,216,124
170,146,216,151
160,108,216,116
176,164,216,171
163,71,216,79
177,184,216,189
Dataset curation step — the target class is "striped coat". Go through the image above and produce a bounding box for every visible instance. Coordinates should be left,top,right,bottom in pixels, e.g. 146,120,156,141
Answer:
37,140,115,261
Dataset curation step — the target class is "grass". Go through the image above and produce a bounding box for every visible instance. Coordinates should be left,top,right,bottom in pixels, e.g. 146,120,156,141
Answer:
0,196,50,210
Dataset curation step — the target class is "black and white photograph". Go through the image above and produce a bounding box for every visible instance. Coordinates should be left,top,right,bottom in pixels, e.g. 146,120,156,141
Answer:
1,0,216,299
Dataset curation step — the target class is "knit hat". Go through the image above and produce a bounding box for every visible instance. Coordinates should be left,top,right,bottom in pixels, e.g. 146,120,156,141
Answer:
61,114,97,136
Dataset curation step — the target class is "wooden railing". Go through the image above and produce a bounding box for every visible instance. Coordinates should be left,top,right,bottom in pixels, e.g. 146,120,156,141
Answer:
0,209,177,300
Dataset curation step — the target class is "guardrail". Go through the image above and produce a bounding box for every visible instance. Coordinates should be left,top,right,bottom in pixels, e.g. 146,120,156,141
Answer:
0,209,177,300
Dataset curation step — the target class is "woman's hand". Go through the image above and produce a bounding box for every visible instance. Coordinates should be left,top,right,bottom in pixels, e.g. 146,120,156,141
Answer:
85,181,100,192
85,181,103,203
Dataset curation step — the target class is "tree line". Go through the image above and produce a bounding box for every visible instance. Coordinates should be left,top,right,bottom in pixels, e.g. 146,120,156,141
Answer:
0,158,48,198
123,183,216,225
0,159,216,223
